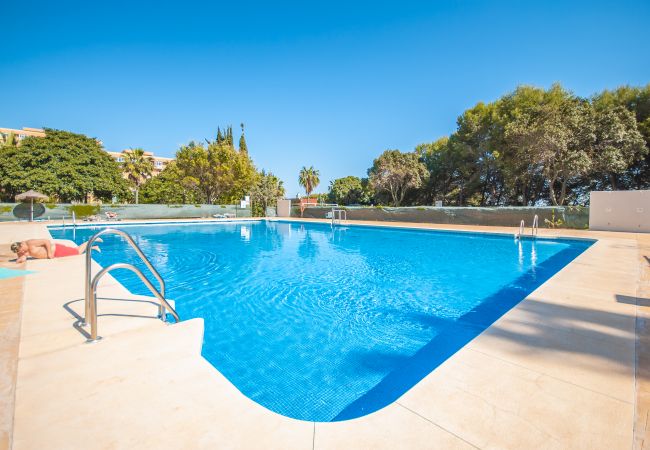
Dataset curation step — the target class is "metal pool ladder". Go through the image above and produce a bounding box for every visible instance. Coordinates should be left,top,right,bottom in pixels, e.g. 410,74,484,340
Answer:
514,215,539,240
515,219,525,240
82,228,179,342
331,207,347,227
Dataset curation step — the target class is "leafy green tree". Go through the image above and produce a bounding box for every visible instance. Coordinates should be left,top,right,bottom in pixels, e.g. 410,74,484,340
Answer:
495,86,550,205
207,130,257,203
412,83,649,207
121,148,154,204
298,166,320,197
171,126,258,204
250,170,285,216
453,102,506,206
416,137,464,205
139,161,201,204
592,85,650,189
0,128,129,202
504,86,594,205
328,176,372,205
591,105,646,189
175,142,213,202
368,150,427,206
312,192,330,203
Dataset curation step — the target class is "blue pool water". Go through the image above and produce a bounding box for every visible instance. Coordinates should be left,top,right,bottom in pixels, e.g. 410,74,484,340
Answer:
50,221,592,421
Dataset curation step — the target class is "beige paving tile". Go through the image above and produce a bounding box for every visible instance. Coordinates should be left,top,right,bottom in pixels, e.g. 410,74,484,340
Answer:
532,283,638,311
399,348,632,450
0,253,24,450
466,314,634,403
635,246,650,449
14,321,313,449
315,403,475,450
16,256,167,358
503,295,636,342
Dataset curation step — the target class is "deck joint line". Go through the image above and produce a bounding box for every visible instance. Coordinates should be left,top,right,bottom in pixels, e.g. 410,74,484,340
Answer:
396,402,480,449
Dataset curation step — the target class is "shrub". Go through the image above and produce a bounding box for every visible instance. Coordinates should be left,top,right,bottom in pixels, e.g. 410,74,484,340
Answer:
544,209,564,228
66,204,100,218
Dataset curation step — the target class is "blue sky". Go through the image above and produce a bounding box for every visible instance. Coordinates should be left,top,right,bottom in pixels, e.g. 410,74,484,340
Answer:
2,0,649,197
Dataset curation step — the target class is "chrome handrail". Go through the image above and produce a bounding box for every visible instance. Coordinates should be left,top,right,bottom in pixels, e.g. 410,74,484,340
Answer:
531,214,539,238
515,219,525,240
87,263,179,342
83,228,167,325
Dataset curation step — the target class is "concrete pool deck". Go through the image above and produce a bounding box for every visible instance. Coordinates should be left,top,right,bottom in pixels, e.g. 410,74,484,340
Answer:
0,218,648,449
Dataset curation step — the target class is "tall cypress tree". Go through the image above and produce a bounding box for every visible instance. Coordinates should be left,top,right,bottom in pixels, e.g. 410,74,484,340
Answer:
226,126,234,148
239,123,248,155
216,127,224,144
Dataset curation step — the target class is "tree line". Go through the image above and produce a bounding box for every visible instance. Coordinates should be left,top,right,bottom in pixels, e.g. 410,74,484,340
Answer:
327,83,649,206
2,83,647,210
0,125,284,215
139,125,284,214
0,129,130,203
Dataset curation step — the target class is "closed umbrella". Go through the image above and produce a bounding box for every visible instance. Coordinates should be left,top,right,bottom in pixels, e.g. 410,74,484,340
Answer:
15,190,49,222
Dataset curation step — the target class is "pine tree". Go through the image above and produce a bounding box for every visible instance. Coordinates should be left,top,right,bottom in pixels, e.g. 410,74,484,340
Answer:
239,123,248,155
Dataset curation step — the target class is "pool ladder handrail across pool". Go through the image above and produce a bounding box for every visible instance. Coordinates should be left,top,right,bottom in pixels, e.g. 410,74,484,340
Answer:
515,215,539,241
82,228,180,342
331,207,347,227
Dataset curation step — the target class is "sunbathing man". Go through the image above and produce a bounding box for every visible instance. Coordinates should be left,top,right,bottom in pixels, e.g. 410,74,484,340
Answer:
10,239,101,263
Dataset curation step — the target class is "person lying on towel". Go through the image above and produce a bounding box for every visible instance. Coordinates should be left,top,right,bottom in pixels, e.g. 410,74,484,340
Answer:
10,239,101,263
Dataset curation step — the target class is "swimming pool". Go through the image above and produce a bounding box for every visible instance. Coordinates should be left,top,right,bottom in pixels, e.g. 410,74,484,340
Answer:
50,220,593,421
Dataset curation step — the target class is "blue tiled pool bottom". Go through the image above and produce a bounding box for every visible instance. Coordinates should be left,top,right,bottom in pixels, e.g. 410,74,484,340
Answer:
50,221,593,421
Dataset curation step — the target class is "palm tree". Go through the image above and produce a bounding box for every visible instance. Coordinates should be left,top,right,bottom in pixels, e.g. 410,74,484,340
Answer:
298,166,320,198
122,148,154,204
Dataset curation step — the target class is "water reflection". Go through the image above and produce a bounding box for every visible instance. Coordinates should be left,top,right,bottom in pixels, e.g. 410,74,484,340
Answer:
516,239,538,273
531,242,537,272
240,225,250,241
297,228,320,261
